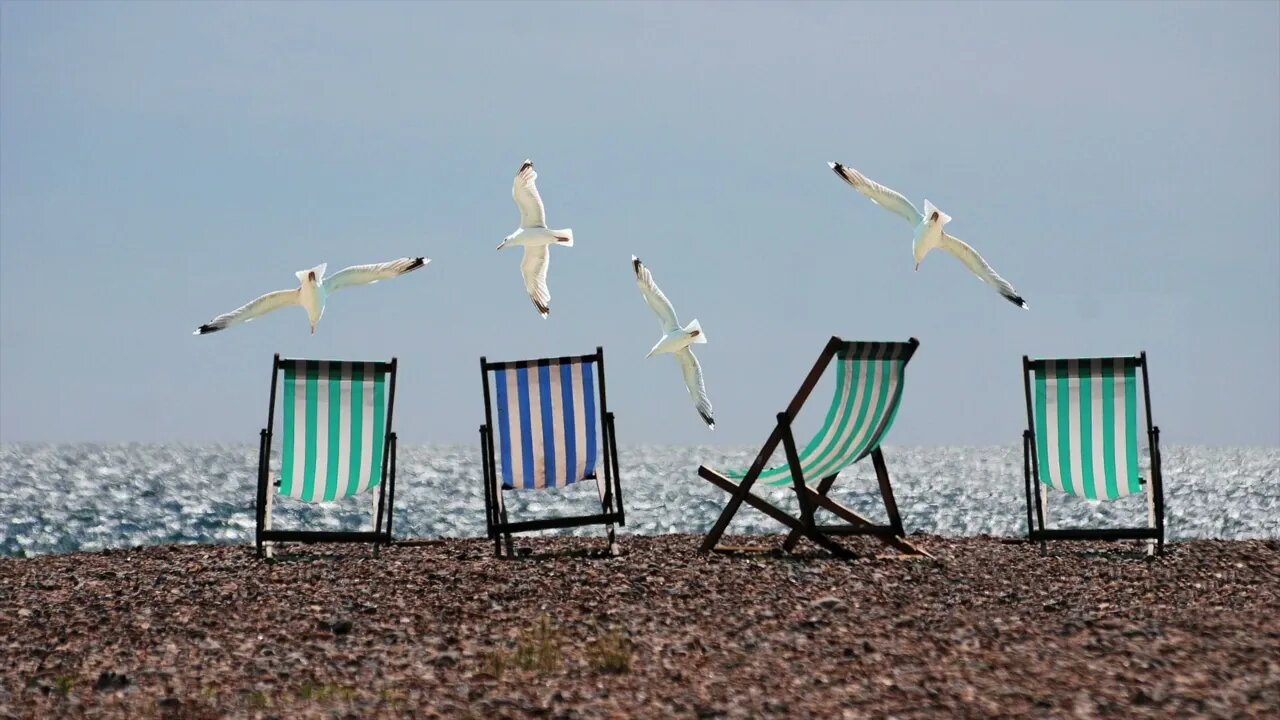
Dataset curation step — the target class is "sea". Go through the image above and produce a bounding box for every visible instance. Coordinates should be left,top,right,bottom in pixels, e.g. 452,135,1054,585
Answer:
2,444,1277,557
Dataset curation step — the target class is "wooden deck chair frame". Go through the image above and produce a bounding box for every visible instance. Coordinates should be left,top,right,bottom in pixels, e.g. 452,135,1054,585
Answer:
478,347,625,558
254,354,399,558
699,336,928,559
1022,352,1166,554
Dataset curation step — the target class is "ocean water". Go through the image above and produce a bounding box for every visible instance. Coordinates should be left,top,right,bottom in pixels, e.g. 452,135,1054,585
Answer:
1,444,1277,557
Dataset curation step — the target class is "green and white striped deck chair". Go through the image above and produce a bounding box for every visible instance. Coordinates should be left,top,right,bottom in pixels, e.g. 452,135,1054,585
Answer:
1022,353,1166,554
254,354,400,558
699,337,928,559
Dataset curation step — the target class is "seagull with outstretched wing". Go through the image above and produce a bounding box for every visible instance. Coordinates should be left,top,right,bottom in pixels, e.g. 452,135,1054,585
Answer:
828,161,1028,309
632,255,714,429
194,256,428,335
496,159,574,318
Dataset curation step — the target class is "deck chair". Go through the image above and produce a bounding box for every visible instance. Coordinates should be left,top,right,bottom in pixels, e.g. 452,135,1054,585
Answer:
1022,353,1166,554
699,337,928,559
478,347,624,558
254,355,399,558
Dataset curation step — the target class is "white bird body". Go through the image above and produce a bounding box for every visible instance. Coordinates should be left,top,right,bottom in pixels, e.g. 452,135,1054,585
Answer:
632,256,714,429
647,319,706,359
499,160,573,317
500,226,571,249
295,263,328,331
828,161,1028,309
195,257,428,336
911,199,952,270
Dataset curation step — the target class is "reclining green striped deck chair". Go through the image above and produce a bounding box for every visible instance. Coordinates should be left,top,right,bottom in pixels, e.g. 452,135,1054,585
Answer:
1022,352,1166,554
254,355,400,558
479,347,625,558
699,337,928,559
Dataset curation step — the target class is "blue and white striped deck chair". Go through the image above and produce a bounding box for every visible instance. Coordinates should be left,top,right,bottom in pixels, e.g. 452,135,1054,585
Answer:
1022,352,1166,554
254,355,400,558
699,337,928,559
478,347,624,558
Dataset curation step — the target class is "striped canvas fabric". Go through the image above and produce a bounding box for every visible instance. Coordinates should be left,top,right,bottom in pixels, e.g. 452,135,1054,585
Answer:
1031,358,1143,500
279,360,388,503
493,360,599,490
725,342,911,487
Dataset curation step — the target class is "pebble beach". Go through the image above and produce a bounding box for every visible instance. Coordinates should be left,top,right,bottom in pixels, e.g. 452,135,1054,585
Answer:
3,534,1276,719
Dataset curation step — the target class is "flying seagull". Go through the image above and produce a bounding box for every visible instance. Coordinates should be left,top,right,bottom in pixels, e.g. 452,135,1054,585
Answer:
828,161,1028,309
497,159,574,318
632,255,714,429
194,257,428,335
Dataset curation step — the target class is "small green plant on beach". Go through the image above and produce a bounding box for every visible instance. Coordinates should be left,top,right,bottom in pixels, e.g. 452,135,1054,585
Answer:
513,614,563,674
297,682,357,703
586,628,633,674
483,648,512,680
378,688,407,709
247,691,270,709
53,676,74,695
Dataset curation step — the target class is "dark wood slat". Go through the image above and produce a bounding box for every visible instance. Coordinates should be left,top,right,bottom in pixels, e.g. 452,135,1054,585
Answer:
496,513,624,535
1031,528,1160,541
799,487,933,558
699,468,858,560
259,530,389,543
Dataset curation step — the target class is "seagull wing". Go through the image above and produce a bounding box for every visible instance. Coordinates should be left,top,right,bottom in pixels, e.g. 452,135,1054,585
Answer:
194,288,300,335
512,159,547,228
828,162,923,227
675,347,715,429
939,233,1029,309
520,245,551,318
324,257,428,294
632,256,680,333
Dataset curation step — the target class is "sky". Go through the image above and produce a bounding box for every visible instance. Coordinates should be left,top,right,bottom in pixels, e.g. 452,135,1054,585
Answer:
1,1,1277,447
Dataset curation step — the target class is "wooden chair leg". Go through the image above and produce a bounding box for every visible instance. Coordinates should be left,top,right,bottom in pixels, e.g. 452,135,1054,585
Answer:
1038,484,1049,555
1152,481,1162,556
871,448,905,537
782,474,838,552
263,487,275,559
700,428,785,552
699,467,857,559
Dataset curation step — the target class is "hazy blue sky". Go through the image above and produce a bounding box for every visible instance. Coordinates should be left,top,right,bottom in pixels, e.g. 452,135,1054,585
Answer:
1,1,1277,446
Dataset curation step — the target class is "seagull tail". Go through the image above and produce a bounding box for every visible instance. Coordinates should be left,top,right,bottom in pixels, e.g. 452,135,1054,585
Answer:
922,199,952,225
684,319,707,344
552,228,574,247
295,263,327,284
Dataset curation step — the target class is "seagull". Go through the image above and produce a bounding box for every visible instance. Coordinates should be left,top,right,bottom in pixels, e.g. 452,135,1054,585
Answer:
828,161,1029,309
497,159,574,318
632,256,714,429
194,257,428,335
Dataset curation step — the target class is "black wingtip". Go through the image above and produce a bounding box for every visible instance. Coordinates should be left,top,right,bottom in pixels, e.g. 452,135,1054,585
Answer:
1005,293,1029,310
195,323,220,335
632,256,642,276
829,161,846,177
533,298,550,317
700,410,716,429
519,159,533,173
405,257,426,272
